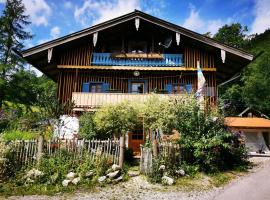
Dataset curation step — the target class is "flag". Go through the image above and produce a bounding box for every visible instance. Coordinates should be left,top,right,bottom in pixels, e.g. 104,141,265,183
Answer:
196,61,205,105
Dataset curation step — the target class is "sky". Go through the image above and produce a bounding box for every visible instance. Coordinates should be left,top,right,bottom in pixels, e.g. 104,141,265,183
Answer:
0,0,269,48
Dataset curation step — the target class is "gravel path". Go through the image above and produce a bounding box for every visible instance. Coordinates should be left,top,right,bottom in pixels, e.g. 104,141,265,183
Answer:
6,157,270,200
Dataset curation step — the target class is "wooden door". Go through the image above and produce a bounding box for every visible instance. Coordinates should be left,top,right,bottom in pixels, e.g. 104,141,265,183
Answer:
128,130,144,156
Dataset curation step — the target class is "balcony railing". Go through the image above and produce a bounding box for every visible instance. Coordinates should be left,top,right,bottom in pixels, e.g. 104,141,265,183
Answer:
72,92,185,110
92,53,183,67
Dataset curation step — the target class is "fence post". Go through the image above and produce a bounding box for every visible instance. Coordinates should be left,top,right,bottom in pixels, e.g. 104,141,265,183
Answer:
36,134,44,166
152,130,158,158
119,134,125,168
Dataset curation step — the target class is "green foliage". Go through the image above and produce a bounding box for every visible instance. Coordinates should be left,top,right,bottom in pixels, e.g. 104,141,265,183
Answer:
0,0,32,108
148,154,179,183
94,100,140,136
142,94,175,133
79,112,98,139
219,29,270,116
174,101,248,173
213,23,248,48
0,142,23,179
1,130,38,141
0,108,17,132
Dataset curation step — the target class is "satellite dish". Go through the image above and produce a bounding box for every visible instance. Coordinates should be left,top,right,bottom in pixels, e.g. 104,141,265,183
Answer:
159,35,172,48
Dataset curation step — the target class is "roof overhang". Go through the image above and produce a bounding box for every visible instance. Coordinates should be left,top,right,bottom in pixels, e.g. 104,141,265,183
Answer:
225,117,270,129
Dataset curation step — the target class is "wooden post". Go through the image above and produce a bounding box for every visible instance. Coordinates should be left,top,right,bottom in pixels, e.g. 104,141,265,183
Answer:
119,133,125,168
36,134,44,166
152,130,158,158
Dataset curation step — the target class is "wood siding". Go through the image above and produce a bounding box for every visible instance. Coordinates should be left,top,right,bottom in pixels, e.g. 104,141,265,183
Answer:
58,44,216,69
58,69,216,106
184,47,215,68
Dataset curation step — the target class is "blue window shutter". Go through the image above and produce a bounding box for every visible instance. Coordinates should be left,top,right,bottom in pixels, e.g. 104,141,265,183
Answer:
82,82,90,92
165,83,173,94
185,84,193,94
102,83,110,93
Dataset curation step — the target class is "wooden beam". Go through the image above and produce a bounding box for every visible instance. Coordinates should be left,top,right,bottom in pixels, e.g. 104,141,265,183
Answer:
57,65,217,71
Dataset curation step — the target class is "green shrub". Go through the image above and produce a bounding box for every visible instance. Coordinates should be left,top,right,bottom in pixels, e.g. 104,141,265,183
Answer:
1,130,38,141
174,99,248,173
79,112,98,139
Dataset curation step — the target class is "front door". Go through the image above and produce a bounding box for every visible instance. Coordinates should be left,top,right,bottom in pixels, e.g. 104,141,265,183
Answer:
128,129,144,156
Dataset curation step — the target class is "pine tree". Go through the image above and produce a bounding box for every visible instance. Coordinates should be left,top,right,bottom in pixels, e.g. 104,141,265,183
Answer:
0,0,32,108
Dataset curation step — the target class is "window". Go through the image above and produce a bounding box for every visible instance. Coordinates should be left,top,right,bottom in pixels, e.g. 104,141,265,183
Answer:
90,83,103,93
173,84,185,94
131,130,143,140
131,82,144,93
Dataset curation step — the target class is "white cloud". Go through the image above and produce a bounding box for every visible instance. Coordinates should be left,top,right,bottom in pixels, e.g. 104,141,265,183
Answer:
23,0,52,26
250,0,270,34
64,1,73,9
182,6,204,32
182,5,229,35
0,0,6,4
50,26,61,39
206,19,224,35
74,0,140,27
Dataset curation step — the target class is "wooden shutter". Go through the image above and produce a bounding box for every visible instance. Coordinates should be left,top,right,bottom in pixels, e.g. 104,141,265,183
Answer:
102,83,110,93
165,83,173,94
82,82,90,92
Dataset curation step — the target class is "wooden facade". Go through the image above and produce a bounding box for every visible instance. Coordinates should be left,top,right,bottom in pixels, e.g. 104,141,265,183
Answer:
22,10,254,154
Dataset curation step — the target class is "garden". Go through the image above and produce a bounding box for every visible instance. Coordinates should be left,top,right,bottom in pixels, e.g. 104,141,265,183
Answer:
0,93,250,196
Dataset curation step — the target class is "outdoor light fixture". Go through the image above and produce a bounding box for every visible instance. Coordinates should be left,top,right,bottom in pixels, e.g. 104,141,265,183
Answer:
133,71,140,76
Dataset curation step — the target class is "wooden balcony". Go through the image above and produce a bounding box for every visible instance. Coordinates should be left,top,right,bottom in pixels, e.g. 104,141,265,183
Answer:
92,53,183,67
72,92,185,111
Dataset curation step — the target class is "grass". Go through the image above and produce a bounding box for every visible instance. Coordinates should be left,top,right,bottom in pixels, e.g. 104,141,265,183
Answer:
0,181,96,197
174,170,246,191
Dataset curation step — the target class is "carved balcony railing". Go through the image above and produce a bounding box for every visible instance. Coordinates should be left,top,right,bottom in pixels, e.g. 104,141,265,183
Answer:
91,53,183,67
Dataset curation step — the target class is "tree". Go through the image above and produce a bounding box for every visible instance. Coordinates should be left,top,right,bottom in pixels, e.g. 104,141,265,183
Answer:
213,23,248,48
242,57,270,115
220,29,270,116
0,0,32,108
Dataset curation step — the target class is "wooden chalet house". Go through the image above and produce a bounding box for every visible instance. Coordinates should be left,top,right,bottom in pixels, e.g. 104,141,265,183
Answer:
21,10,253,153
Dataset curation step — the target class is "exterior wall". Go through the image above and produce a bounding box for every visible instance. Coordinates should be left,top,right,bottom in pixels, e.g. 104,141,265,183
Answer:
229,127,270,152
57,69,216,105
57,44,215,69
56,42,217,107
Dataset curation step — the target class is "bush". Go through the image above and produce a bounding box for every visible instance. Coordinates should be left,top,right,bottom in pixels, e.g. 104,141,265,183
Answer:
1,130,38,141
79,112,98,139
174,99,248,173
0,109,17,133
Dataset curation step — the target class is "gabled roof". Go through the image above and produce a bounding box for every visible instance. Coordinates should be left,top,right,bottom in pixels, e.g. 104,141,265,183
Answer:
225,117,270,129
22,10,253,60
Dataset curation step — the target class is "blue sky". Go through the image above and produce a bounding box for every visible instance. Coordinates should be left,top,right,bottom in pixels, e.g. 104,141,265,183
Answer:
0,0,270,49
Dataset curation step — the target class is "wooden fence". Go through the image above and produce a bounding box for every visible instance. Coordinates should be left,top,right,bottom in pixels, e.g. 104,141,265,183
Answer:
140,142,181,175
1,139,120,168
